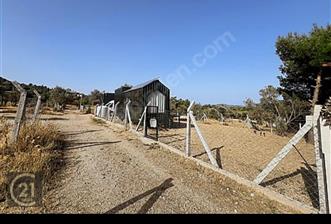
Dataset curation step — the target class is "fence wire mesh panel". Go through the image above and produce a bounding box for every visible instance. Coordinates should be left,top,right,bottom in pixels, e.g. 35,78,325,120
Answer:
96,104,152,133
94,102,323,211
95,104,124,124
259,140,318,208
157,113,320,209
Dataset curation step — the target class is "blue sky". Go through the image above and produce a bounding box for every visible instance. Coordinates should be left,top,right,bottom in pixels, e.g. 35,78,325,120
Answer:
1,0,330,105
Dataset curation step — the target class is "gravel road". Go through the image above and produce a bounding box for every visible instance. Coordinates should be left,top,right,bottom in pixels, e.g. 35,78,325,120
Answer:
43,113,298,214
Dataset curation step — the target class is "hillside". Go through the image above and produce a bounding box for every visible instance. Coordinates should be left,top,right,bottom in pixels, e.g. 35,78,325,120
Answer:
0,76,83,106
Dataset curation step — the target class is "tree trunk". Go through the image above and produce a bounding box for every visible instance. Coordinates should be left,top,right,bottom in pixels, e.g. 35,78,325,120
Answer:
312,72,322,107
307,72,322,144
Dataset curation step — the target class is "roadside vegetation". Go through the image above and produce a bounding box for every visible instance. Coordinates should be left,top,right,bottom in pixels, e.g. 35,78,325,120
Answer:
0,77,104,112
0,118,65,205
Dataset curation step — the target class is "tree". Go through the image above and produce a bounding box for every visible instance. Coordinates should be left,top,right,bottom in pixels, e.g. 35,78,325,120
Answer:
258,86,310,134
80,96,90,106
243,97,273,125
276,25,331,101
259,86,282,117
49,86,67,107
89,89,103,105
0,76,86,108
243,98,256,111
170,97,190,115
0,77,17,105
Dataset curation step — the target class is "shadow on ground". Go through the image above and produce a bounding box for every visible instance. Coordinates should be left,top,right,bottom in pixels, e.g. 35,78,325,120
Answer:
261,163,319,209
0,115,68,121
193,146,223,158
105,178,174,214
66,140,121,150
40,117,69,121
63,129,103,136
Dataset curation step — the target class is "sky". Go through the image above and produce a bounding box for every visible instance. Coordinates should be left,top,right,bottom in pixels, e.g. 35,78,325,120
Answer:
1,0,330,105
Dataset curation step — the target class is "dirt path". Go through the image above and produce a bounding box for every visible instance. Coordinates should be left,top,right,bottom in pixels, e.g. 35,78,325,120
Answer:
43,112,298,214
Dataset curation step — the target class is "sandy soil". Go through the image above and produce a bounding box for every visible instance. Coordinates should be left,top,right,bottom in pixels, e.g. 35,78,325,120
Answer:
157,119,318,208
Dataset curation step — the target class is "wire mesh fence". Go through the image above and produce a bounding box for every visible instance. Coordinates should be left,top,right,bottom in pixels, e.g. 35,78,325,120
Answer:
95,103,142,132
95,103,322,210
157,113,320,209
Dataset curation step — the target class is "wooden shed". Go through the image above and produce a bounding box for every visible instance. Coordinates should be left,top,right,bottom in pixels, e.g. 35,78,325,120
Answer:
114,79,170,127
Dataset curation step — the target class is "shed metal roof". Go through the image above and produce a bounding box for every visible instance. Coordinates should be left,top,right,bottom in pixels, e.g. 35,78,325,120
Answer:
123,78,160,93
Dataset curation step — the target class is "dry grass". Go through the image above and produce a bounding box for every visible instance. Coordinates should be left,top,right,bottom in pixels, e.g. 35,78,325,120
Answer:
0,118,65,209
13,121,65,153
0,118,11,157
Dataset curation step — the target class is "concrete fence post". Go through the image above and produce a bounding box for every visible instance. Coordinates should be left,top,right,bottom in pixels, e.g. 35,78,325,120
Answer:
125,100,132,130
185,101,195,157
105,100,114,121
136,107,147,132
111,102,120,122
313,105,328,214
124,102,128,128
143,106,148,137
107,107,111,121
320,117,331,213
33,90,42,122
11,81,27,143
136,101,151,132
189,111,219,168
184,100,219,168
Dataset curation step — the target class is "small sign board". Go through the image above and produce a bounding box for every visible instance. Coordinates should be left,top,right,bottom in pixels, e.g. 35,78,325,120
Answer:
150,118,157,128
